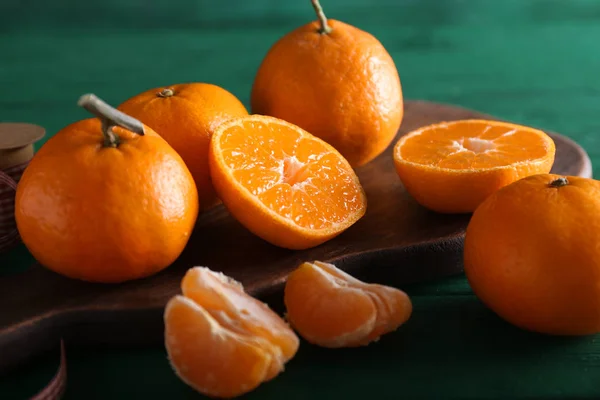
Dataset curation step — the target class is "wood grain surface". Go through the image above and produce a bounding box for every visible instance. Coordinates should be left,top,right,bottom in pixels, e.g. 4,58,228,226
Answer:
0,100,592,375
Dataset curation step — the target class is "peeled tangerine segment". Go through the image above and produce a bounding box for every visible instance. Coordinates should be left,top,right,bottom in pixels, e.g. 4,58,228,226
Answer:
284,261,412,348
181,267,299,362
164,267,299,399
165,296,273,398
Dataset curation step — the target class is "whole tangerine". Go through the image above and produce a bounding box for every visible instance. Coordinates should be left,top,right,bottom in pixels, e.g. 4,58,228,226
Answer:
464,174,600,335
118,83,249,210
250,0,403,168
15,94,199,283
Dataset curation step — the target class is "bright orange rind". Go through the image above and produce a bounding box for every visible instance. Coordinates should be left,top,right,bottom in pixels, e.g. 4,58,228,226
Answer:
209,115,367,250
393,119,556,213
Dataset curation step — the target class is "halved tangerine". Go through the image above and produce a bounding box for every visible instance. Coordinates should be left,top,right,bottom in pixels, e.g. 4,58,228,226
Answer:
393,119,556,213
284,261,412,348
208,115,367,250
164,267,299,398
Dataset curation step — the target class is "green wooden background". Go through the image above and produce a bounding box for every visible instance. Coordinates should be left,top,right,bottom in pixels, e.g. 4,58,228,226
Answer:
1,0,600,398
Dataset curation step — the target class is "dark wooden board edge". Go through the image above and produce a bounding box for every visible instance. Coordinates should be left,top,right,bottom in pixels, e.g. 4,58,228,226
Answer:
0,233,464,376
0,100,593,376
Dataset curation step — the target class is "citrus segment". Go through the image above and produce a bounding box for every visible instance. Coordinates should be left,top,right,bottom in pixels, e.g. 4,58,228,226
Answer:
393,119,556,213
164,267,299,398
209,115,367,249
284,261,412,348
164,296,273,398
181,267,299,362
311,261,413,346
284,262,377,347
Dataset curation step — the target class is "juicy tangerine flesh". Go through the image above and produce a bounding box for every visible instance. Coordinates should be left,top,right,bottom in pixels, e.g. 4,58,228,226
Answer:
164,267,299,398
393,119,556,213
181,267,299,364
165,296,274,398
209,115,367,249
284,261,412,348
397,119,552,169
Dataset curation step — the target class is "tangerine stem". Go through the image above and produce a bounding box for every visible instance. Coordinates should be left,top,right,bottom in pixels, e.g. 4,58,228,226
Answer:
311,0,332,34
157,88,174,98
549,177,569,188
77,93,145,148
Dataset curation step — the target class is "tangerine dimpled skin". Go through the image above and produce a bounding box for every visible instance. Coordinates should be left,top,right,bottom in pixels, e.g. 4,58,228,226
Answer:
15,96,199,283
118,83,249,210
464,174,600,335
251,14,403,168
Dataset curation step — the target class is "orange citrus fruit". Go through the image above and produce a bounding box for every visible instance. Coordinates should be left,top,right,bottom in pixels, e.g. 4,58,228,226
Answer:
164,267,299,398
250,0,403,167
15,94,198,283
208,115,367,250
393,119,556,213
464,174,600,336
284,261,412,347
118,83,249,210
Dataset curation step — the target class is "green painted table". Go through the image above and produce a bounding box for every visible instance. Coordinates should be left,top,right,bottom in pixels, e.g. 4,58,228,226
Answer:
2,0,600,398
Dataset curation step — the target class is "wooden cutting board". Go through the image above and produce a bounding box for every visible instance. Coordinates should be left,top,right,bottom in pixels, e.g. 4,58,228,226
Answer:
0,100,592,374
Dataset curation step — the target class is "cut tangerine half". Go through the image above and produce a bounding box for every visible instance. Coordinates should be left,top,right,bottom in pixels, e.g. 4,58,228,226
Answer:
209,115,367,250
164,267,299,398
393,119,556,213
284,261,412,348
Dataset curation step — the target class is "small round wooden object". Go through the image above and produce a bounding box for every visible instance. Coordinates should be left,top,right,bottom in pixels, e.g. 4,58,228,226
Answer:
0,122,45,252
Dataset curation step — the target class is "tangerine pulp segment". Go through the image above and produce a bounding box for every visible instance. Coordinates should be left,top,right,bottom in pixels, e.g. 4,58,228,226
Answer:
284,261,412,348
393,119,556,214
208,115,367,250
164,267,299,398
